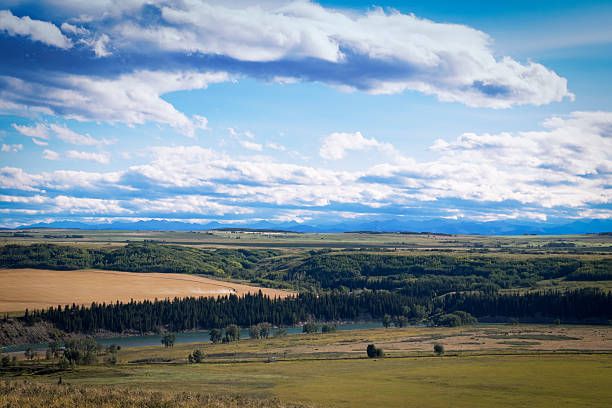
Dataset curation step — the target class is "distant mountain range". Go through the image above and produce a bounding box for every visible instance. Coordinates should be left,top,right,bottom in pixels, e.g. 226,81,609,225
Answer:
11,218,611,235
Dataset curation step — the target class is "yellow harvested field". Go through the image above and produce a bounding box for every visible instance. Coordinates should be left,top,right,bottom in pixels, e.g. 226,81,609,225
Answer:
0,268,294,312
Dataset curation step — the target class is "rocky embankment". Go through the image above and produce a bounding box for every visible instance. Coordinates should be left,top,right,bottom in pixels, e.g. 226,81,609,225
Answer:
0,319,59,347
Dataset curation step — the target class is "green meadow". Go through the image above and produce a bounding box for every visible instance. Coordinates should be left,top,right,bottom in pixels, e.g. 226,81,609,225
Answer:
4,326,612,407
14,353,612,408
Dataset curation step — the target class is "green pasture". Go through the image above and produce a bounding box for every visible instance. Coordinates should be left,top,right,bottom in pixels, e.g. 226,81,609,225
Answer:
5,326,611,407
24,353,612,408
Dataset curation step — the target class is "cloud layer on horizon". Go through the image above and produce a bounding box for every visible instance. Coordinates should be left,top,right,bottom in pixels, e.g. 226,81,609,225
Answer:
0,111,609,227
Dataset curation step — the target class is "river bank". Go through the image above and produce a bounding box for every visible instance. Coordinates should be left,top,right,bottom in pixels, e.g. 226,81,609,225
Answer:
1,321,384,353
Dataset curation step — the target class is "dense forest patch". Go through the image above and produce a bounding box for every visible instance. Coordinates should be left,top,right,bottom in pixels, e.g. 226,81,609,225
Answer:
0,243,280,279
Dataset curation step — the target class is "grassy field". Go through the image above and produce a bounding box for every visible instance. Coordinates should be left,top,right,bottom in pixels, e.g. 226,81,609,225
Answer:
6,326,612,408
15,355,612,407
0,381,310,408
101,325,612,363
0,269,293,312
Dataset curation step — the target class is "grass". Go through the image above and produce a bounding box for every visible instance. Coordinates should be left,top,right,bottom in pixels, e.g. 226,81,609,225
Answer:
0,381,310,408
4,325,612,407
12,354,612,407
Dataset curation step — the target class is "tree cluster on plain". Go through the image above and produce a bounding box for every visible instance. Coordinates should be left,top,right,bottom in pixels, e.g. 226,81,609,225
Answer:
321,324,338,333
188,349,204,363
302,322,319,333
249,322,272,339
366,344,384,358
161,333,177,347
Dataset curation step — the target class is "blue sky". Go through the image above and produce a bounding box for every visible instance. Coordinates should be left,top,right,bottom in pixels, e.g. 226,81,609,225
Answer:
0,1,610,229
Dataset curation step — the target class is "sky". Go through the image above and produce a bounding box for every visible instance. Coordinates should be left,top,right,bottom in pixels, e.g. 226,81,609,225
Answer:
0,0,610,230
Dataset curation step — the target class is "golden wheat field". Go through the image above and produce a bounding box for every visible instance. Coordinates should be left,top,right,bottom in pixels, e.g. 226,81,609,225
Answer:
0,269,294,312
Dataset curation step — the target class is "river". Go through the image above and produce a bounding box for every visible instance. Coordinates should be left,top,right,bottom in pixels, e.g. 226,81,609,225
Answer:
2,322,383,353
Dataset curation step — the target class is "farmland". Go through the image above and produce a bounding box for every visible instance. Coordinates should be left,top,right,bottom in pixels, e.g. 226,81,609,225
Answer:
0,269,293,313
1,229,611,253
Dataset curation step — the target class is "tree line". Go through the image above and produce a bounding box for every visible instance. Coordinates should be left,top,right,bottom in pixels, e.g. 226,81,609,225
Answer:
440,288,612,321
27,288,612,334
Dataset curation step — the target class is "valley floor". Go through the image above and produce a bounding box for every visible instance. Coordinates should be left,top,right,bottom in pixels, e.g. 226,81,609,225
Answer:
2,325,611,407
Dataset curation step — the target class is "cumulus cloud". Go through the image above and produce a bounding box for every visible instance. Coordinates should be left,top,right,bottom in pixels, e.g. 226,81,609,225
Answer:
60,22,89,36
42,149,60,160
53,195,124,214
91,33,111,57
128,195,253,216
365,111,612,208
0,1,572,115
0,9,72,49
76,32,113,57
320,131,397,160
0,111,609,224
32,138,48,146
105,1,571,108
12,123,49,139
240,140,263,151
192,115,209,130
266,142,286,151
50,123,109,146
1,143,23,152
0,71,229,137
67,150,110,164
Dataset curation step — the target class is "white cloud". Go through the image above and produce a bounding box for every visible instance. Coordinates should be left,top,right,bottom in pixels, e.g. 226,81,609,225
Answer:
0,9,72,49
0,0,576,147
0,194,49,204
53,195,125,214
106,1,572,108
240,140,263,151
193,114,209,130
43,149,60,160
129,195,252,216
266,142,286,151
12,123,49,139
60,22,89,36
227,128,239,138
67,150,110,164
91,33,111,57
1,143,22,152
32,138,48,146
1,111,609,223
4,1,570,109
77,32,112,57
0,71,230,137
228,128,255,139
320,131,396,160
50,123,108,146
366,111,612,208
